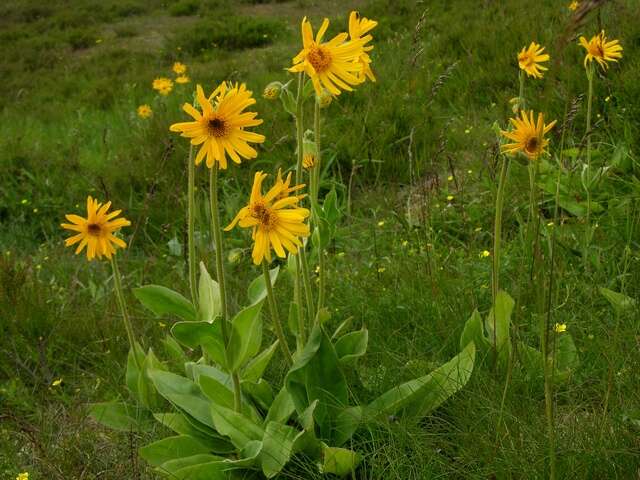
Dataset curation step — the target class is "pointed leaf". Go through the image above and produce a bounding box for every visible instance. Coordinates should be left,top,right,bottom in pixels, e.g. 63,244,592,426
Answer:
248,266,279,305
599,287,636,314
334,328,368,365
459,309,489,352
210,402,264,449
260,421,301,478
139,435,210,467
157,454,222,477
228,301,264,372
484,290,514,368
134,285,196,321
198,262,222,322
242,340,279,383
89,402,144,432
319,443,362,476
171,321,227,367
265,386,296,425
148,370,213,428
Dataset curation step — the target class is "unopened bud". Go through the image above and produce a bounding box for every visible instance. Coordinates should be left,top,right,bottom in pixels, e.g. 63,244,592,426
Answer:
263,81,283,100
316,89,332,108
302,140,317,169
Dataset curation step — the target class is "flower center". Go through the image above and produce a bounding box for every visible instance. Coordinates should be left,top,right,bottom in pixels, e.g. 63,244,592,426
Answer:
207,117,229,137
87,223,102,236
252,203,277,230
525,136,540,154
308,46,332,73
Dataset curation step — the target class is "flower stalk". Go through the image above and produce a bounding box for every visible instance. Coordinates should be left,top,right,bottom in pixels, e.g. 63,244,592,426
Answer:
492,156,510,357
110,256,140,369
262,261,293,365
313,100,327,313
187,145,197,306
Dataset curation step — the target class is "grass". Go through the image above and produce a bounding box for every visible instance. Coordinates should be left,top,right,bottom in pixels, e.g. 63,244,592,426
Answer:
1,0,640,478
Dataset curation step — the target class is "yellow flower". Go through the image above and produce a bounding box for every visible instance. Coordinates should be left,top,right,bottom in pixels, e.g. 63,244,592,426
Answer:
61,196,131,261
152,77,173,96
446,195,454,201
173,62,187,75
348,11,377,82
568,1,579,11
480,250,491,258
137,104,152,119
289,17,366,96
518,42,550,79
500,110,557,160
225,171,310,265
579,30,623,70
170,83,265,169
302,139,317,169
175,75,190,84
554,323,567,333
52,378,63,387
16,473,29,480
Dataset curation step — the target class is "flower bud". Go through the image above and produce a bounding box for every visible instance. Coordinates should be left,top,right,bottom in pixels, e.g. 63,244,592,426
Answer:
262,81,283,100
302,140,317,169
316,89,332,108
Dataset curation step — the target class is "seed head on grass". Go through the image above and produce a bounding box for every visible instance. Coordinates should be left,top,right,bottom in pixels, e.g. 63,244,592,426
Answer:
61,196,131,261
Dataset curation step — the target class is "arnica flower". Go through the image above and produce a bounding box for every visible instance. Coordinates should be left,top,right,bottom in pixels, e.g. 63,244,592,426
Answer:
289,17,366,97
137,104,152,119
61,196,131,261
152,77,173,96
518,42,550,79
568,1,579,11
175,75,190,84
500,110,557,160
348,11,378,82
170,83,265,169
225,171,310,265
173,62,187,75
579,31,623,70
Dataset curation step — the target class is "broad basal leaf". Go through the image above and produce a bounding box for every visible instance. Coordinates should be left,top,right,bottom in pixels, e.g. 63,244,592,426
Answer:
134,285,196,321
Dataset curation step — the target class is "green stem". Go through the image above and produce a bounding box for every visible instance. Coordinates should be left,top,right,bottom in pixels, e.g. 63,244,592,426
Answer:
209,164,242,412
187,145,197,305
492,156,510,361
294,257,305,349
110,256,140,369
585,64,595,252
518,70,525,112
262,261,293,365
313,100,326,313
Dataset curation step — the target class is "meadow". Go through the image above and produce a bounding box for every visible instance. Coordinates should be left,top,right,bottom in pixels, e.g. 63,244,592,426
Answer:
1,0,639,478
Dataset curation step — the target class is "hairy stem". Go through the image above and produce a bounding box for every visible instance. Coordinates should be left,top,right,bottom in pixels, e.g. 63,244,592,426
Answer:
110,256,140,369
262,261,293,365
187,145,197,305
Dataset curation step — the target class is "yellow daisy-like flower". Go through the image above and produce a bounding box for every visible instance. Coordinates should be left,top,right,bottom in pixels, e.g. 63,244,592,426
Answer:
152,77,173,96
348,11,377,82
173,62,187,75
568,1,579,11
225,171,310,265
518,42,550,79
61,196,131,261
169,82,265,169
500,110,557,160
289,17,366,97
16,473,29,480
579,30,623,70
137,104,152,119
554,323,567,333
175,75,190,84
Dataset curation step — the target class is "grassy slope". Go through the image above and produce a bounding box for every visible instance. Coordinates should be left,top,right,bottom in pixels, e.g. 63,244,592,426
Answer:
1,0,639,478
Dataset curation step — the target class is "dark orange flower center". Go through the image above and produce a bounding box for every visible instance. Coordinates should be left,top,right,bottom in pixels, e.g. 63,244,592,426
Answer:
308,46,332,73
207,117,229,137
87,223,102,236
252,203,277,229
525,136,540,154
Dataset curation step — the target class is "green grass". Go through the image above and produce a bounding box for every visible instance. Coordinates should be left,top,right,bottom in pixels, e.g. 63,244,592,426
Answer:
1,0,640,478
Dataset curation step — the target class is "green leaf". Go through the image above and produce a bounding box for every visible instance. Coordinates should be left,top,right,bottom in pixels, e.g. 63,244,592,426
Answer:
134,285,196,321
148,370,213,428
126,341,146,400
170,461,231,480
210,402,264,449
484,290,514,368
331,317,353,340
319,443,362,477
242,379,274,410
89,402,143,432
334,327,368,365
518,342,543,383
367,343,476,419
552,333,579,383
153,413,235,454
242,340,279,383
171,321,227,367
285,324,348,442
157,454,222,477
139,435,211,467
162,334,189,368
599,287,637,314
228,301,264,372
138,348,164,410
265,386,296,425
247,266,279,305
459,309,489,352
198,374,235,410
260,421,301,478
198,262,222,323
287,301,300,338
332,406,363,447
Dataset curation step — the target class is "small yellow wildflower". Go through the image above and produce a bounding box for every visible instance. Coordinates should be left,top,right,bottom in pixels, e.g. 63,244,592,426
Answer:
152,77,174,96
518,42,550,79
446,195,454,201
33,208,38,213
21,199,28,205
480,250,491,258
175,75,190,84
52,378,63,387
401,240,408,247
173,62,187,75
377,267,386,273
447,175,453,182
16,473,29,480
377,220,385,227
579,31,623,71
568,1,579,11
137,104,152,119
554,323,567,333
158,321,167,329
